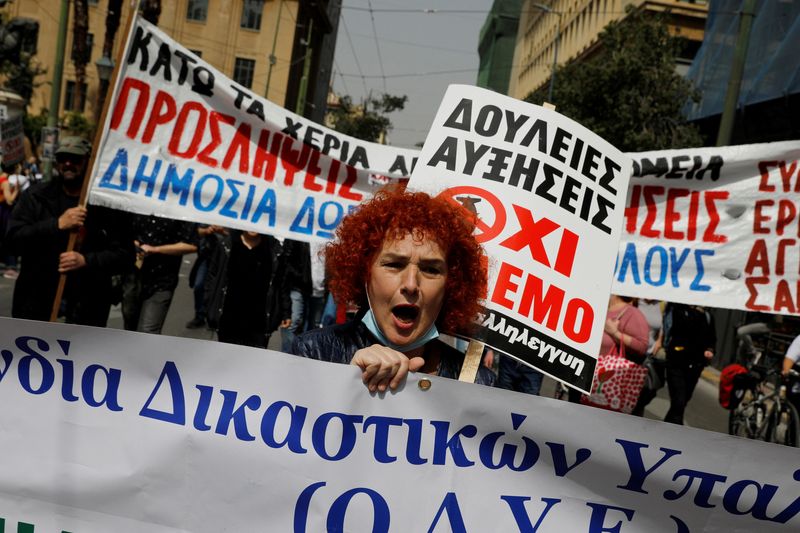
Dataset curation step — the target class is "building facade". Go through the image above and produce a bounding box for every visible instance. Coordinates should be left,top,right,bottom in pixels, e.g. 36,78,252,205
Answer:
508,0,708,100
477,0,522,95
1,0,337,124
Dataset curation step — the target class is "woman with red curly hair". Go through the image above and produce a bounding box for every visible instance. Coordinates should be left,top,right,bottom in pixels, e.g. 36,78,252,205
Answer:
291,185,495,391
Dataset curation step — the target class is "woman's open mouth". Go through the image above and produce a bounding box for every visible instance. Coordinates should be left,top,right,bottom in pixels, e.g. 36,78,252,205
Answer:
391,304,419,326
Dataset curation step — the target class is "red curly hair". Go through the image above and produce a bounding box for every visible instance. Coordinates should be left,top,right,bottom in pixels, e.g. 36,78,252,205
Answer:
325,184,487,334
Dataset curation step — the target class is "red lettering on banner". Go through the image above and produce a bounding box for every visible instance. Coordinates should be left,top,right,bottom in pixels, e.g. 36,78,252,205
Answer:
744,277,800,314
780,161,799,191
111,77,151,138
253,130,282,182
324,160,341,194
498,205,579,277
777,200,797,236
753,200,772,233
280,139,312,186
109,82,366,199
490,261,593,343
687,190,700,241
626,185,727,242
745,239,769,276
745,277,771,311
664,188,689,240
640,186,664,238
752,199,800,236
222,122,251,173
168,101,206,158
774,280,797,314
142,90,176,143
197,112,235,167
759,160,800,193
758,161,778,192
776,239,796,276
302,150,323,192
338,165,362,201
624,184,641,233
702,190,728,243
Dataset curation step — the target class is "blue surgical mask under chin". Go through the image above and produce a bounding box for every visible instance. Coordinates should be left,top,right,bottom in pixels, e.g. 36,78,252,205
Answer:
361,309,439,353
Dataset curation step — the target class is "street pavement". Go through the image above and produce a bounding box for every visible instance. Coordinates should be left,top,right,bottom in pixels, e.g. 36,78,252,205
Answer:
0,254,729,435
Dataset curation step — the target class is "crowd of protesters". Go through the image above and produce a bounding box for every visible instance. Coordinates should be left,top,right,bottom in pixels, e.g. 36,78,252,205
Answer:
2,135,798,428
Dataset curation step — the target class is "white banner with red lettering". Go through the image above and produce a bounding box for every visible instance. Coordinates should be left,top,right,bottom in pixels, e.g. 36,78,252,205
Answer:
1,318,798,532
87,17,417,243
408,85,633,393
613,140,800,316
0,115,25,166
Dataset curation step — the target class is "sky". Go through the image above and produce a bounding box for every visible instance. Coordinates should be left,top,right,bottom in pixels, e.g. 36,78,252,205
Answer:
331,0,494,149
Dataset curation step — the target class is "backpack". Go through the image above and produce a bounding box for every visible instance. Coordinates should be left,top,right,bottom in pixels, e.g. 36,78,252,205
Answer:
719,363,748,409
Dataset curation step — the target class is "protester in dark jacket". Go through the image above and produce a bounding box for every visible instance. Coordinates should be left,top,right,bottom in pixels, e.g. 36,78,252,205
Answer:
291,185,495,390
663,303,717,425
279,239,312,351
204,230,291,348
122,214,198,334
7,136,133,326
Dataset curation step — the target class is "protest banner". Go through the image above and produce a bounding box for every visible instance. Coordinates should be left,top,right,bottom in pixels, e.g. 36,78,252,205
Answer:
0,317,798,532
408,85,632,393
87,17,418,243
0,115,25,166
613,140,800,316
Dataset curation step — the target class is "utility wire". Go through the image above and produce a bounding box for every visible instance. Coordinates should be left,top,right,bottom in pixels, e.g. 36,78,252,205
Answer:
366,0,387,92
339,10,369,95
333,58,351,95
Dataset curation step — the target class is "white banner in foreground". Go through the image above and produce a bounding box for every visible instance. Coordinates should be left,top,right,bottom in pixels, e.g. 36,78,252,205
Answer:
0,318,797,532
613,140,800,315
87,17,417,243
409,85,632,392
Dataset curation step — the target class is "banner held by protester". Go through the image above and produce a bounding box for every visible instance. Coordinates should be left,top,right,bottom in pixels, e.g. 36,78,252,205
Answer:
615,140,800,316
0,317,797,532
86,17,418,244
408,85,633,393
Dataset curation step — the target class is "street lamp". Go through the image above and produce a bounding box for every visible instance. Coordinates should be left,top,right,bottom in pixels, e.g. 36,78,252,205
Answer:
95,55,114,117
531,3,563,104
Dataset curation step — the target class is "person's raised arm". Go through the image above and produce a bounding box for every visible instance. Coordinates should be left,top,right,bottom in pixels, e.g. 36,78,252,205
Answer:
140,242,198,256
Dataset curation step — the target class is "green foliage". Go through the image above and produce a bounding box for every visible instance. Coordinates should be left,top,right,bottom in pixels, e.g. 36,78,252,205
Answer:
0,13,47,103
328,93,408,143
22,108,48,151
61,111,94,138
1,54,46,103
525,6,703,152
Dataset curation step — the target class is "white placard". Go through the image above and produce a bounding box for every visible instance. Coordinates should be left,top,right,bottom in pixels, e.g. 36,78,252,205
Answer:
408,85,633,392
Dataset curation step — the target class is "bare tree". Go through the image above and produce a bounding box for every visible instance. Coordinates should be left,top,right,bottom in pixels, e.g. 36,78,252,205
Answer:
70,0,89,111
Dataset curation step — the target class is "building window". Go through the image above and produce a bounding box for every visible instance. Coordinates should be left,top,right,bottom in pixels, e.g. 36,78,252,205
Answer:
241,0,265,30
233,58,256,88
65,81,87,112
187,0,208,22
70,32,93,64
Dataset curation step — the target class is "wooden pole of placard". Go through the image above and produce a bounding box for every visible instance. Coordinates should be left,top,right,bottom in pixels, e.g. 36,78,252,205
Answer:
457,101,557,382
49,1,140,321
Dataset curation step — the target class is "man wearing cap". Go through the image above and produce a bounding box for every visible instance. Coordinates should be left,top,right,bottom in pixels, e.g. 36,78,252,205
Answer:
6,136,134,325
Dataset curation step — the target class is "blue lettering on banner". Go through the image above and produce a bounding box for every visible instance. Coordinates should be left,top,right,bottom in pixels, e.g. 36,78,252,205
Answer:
95,152,278,227
289,196,353,239
615,242,713,291
3,329,800,530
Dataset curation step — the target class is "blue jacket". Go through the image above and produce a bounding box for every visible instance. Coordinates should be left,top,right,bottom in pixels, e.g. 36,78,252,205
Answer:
291,319,496,386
